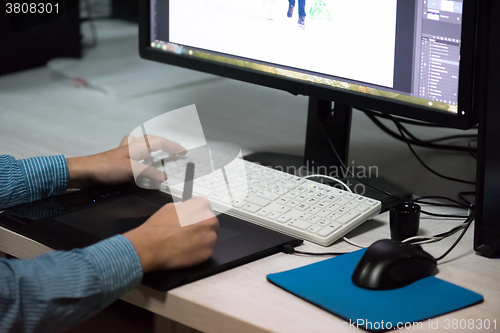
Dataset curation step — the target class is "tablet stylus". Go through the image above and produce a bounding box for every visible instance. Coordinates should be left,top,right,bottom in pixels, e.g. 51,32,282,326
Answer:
182,162,195,201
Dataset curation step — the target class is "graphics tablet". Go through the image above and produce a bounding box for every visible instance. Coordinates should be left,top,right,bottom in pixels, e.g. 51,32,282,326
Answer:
0,184,302,291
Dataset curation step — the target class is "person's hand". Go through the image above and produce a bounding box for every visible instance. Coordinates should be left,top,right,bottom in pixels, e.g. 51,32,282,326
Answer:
66,135,186,189
123,197,219,272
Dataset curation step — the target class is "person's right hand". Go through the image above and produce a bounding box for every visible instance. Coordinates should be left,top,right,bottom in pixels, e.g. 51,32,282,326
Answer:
124,197,219,273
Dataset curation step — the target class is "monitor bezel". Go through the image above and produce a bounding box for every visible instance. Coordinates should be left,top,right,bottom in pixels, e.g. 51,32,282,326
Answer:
139,0,479,129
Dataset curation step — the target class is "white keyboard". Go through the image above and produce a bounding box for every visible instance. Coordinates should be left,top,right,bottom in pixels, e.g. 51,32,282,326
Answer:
150,144,382,246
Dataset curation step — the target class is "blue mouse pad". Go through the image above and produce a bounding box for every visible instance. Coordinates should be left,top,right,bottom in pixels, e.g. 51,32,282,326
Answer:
267,249,483,331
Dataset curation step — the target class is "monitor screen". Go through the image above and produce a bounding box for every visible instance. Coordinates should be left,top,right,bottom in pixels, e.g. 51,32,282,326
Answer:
142,0,477,128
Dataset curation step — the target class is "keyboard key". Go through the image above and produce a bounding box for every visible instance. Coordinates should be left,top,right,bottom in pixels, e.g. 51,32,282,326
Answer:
315,192,326,199
326,212,340,221
244,194,271,207
298,212,312,220
242,203,260,213
355,204,370,212
307,225,322,234
365,199,378,206
205,182,218,190
209,192,224,201
277,215,292,223
345,193,357,200
345,202,359,209
232,199,246,208
308,215,320,224
306,197,319,205
356,196,367,203
326,195,339,202
337,211,360,224
293,184,304,191
316,200,328,208
220,196,232,204
336,207,349,214
166,177,184,185
284,210,304,220
277,180,297,189
291,177,306,185
317,218,330,226
296,203,309,211
332,189,346,196
336,198,350,205
255,190,279,201
215,185,229,193
307,183,318,189
267,212,281,220
277,197,290,205
271,186,287,195
316,209,331,218
257,208,272,217
326,203,338,211
318,222,342,237
193,185,214,197
295,194,308,202
276,206,291,214
288,219,311,230
307,206,320,215
286,200,299,208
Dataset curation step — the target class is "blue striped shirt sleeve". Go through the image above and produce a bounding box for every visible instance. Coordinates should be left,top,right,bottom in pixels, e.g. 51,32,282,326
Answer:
0,155,144,331
0,155,68,209
0,235,143,333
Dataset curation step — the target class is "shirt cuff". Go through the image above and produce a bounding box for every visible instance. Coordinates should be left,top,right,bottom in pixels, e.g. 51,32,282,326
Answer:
84,235,143,307
18,155,68,203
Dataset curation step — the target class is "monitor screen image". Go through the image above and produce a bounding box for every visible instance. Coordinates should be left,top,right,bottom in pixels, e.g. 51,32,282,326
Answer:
147,0,468,116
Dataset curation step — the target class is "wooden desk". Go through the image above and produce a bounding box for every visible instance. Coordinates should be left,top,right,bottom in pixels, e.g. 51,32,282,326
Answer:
1,208,498,333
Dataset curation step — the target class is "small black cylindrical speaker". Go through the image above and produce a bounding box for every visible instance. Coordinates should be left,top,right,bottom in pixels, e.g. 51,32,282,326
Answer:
390,202,421,241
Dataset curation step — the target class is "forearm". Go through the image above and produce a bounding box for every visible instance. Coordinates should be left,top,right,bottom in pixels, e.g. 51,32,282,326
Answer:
0,235,143,333
0,155,68,209
66,156,94,189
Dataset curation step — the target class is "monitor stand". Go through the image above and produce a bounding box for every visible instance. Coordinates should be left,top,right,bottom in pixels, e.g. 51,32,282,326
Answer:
244,97,412,212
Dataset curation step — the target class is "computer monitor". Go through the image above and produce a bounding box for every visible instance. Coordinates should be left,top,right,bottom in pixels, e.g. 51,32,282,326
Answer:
139,1,499,255
139,0,482,167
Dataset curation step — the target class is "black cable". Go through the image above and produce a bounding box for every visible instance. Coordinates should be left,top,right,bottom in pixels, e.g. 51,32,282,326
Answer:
458,191,476,206
420,210,468,219
360,107,479,130
281,244,347,256
361,108,478,151
403,206,474,246
427,134,478,144
390,116,476,185
391,118,477,145
358,108,446,128
325,114,476,207
416,201,466,209
365,112,477,153
415,196,471,218
413,196,471,208
325,111,474,219
468,140,478,159
323,121,402,200
435,209,475,261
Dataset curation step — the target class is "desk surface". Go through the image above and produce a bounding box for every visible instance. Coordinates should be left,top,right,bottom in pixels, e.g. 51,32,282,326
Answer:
1,209,499,333
0,19,494,333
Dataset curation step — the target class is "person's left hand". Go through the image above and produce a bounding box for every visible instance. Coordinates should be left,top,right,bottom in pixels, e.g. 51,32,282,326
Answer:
66,135,186,189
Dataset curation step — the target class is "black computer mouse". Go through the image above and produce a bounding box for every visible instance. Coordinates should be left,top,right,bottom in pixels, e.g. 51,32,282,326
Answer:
351,239,437,290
